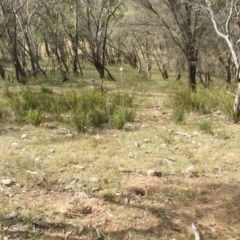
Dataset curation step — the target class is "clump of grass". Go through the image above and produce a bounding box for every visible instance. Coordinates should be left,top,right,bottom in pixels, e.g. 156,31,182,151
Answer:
170,88,213,115
25,109,42,126
72,91,135,132
169,85,240,123
197,119,213,134
160,130,173,145
6,86,136,131
109,108,135,129
172,108,185,124
215,88,237,122
41,85,53,94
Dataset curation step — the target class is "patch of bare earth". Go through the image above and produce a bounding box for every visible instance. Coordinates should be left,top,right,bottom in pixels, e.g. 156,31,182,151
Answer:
1,89,240,239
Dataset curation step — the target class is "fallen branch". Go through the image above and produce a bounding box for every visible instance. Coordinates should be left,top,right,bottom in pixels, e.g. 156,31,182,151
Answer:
191,223,201,240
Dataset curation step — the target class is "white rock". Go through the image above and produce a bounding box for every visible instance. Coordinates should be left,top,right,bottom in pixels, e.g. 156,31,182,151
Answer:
1,179,14,186
3,212,18,220
21,134,28,139
147,170,162,177
89,177,99,183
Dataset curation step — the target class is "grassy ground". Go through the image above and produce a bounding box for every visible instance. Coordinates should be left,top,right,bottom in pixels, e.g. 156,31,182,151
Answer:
0,69,240,239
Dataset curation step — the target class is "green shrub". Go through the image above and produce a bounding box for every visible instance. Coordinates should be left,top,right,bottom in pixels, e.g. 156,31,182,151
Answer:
170,88,211,114
63,90,78,111
25,109,41,126
72,111,88,132
41,86,53,94
197,119,213,134
8,86,136,131
111,93,134,107
172,108,185,124
0,100,7,120
110,108,135,129
215,89,237,122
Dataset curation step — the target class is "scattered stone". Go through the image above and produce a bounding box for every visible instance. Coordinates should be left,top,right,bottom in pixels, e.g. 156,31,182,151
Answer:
128,153,134,158
74,165,85,171
123,123,141,131
21,134,28,139
11,142,21,149
56,128,71,135
185,166,199,178
42,122,58,129
3,212,18,220
134,142,140,147
143,138,151,143
89,177,99,183
1,178,14,186
119,168,133,173
49,148,55,153
34,157,41,162
147,170,162,177
26,170,39,175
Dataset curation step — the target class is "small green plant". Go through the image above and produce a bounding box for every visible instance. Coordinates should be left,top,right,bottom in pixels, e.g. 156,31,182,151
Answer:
160,130,173,145
25,109,41,126
0,100,7,120
2,85,12,98
111,93,134,107
172,108,185,124
40,86,53,94
110,108,135,129
197,119,213,134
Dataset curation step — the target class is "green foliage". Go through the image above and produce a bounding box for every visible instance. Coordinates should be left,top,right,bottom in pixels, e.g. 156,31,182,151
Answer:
2,85,12,98
197,119,213,134
172,108,185,124
0,100,7,120
214,88,238,122
72,91,135,132
111,93,134,107
109,108,135,129
25,109,42,126
170,88,212,115
41,86,54,94
169,85,239,123
4,86,136,131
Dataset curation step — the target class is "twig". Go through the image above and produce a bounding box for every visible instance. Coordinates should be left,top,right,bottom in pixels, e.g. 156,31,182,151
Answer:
191,223,201,240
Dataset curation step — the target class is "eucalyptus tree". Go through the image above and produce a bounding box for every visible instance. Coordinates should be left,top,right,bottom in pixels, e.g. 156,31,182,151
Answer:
204,0,240,115
135,0,207,91
79,0,125,80
15,0,46,77
37,0,71,77
0,0,27,82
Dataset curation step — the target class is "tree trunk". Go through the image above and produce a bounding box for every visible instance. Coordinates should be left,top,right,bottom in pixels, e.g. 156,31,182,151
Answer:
0,63,5,80
188,61,197,91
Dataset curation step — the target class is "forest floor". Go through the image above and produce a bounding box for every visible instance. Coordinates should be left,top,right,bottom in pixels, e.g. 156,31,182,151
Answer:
1,79,240,240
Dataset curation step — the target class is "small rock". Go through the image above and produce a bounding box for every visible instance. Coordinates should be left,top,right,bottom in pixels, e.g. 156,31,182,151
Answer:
11,142,21,149
185,166,199,178
123,123,141,131
134,142,140,147
74,165,85,171
89,177,99,183
42,122,58,129
143,139,151,143
49,148,55,153
21,134,28,139
3,212,18,220
34,157,41,162
147,170,162,177
1,178,14,186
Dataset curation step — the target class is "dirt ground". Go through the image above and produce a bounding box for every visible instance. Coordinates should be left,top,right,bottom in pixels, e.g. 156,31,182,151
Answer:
1,86,240,240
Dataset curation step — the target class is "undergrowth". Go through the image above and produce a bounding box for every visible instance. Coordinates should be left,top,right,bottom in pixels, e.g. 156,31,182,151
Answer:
169,85,238,123
6,86,135,131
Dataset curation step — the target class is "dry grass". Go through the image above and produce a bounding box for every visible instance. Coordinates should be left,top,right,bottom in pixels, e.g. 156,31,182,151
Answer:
0,78,240,240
